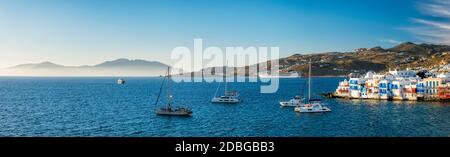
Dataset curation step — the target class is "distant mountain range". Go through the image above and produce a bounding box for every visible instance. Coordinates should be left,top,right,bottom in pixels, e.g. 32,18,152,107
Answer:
2,42,449,77
4,58,169,76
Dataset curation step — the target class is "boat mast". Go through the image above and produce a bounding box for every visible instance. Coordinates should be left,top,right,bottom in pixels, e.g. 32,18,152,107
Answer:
308,59,311,102
214,82,221,97
167,67,171,108
224,61,228,95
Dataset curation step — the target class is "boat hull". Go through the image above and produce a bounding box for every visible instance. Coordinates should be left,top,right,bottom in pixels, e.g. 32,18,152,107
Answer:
279,101,302,107
294,106,331,113
156,111,192,116
294,105,331,113
211,97,241,103
156,107,193,116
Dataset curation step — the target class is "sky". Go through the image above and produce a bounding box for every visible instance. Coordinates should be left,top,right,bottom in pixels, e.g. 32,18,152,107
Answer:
0,0,449,68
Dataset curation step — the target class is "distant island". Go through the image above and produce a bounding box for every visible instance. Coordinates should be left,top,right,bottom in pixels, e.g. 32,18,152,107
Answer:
1,42,449,77
2,58,169,76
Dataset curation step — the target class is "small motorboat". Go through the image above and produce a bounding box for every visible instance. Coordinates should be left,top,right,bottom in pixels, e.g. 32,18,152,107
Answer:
117,78,125,85
279,96,304,107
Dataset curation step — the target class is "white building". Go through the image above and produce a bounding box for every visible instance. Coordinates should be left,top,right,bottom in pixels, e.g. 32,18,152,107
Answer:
437,73,450,82
390,80,404,100
422,77,443,98
378,79,391,100
349,78,365,98
388,69,417,78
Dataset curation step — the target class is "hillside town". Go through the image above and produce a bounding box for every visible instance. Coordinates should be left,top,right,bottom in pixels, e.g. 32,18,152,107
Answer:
280,42,450,77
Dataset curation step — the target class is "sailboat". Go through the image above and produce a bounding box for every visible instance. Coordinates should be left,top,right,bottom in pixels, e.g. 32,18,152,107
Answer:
155,67,193,116
294,59,331,113
211,65,241,103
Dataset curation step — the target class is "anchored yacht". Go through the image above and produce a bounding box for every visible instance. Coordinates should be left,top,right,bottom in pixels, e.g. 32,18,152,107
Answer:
294,99,331,113
279,96,304,107
211,81,241,103
154,67,193,116
294,59,331,113
211,90,241,103
211,64,241,104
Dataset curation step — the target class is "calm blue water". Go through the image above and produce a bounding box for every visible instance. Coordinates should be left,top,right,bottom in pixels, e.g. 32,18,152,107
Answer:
0,77,449,137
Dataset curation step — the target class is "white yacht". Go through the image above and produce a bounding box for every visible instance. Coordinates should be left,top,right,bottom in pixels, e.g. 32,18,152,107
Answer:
294,59,331,113
211,81,241,103
294,100,331,113
279,96,304,107
211,64,241,104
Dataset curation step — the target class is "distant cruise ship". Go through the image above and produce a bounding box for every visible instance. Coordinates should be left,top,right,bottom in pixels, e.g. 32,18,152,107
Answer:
258,71,300,78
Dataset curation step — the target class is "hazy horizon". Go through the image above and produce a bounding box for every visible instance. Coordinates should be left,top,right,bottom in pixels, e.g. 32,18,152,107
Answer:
1,0,449,72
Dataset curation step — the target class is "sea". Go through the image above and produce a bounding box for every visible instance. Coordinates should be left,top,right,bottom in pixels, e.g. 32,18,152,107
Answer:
0,77,449,137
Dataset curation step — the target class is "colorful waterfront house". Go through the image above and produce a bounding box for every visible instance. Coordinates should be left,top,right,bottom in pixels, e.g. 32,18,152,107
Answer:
422,77,443,99
438,82,450,100
365,78,380,99
335,79,350,97
390,80,404,100
360,71,379,99
378,79,392,100
360,86,368,99
403,83,418,101
416,80,425,99
349,78,364,98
